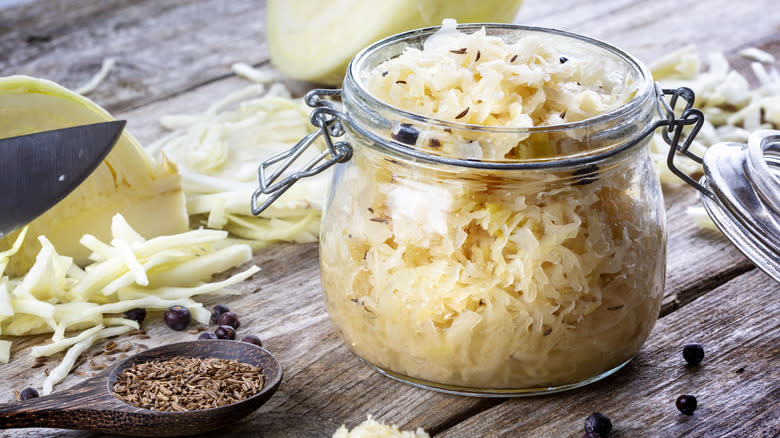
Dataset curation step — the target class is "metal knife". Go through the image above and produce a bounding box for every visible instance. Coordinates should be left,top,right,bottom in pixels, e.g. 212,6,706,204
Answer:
0,120,126,238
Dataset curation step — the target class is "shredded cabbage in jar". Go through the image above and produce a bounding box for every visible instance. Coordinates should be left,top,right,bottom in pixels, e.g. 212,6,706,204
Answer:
320,22,665,389
364,19,639,160
321,148,665,388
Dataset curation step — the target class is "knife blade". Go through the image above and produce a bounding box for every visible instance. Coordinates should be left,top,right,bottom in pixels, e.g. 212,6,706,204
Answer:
0,120,126,238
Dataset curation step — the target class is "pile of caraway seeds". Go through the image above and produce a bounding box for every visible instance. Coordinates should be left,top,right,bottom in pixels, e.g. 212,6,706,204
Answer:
112,356,264,411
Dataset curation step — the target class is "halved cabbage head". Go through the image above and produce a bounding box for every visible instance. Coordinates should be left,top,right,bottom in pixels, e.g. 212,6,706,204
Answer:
0,76,188,277
267,0,525,85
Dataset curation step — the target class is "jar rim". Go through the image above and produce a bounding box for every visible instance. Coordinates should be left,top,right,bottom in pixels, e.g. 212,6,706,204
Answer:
345,23,656,135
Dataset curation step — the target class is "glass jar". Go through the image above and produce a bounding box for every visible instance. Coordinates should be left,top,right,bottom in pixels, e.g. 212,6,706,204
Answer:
253,24,696,396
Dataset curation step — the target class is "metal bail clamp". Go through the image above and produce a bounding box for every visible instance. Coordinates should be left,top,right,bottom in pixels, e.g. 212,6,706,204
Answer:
654,85,713,200
251,89,353,215
657,85,780,282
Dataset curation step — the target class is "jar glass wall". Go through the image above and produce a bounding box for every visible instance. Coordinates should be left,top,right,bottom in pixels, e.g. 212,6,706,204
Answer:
319,24,667,395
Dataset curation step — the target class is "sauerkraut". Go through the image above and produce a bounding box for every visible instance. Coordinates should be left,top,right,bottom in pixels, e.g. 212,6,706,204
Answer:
321,146,665,388
363,19,639,161
332,416,429,438
319,22,665,390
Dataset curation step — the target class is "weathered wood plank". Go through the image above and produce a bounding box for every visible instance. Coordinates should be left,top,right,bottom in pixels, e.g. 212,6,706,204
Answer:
516,0,780,64
0,0,269,113
3,0,778,116
0,1,777,437
661,187,755,316
436,269,779,438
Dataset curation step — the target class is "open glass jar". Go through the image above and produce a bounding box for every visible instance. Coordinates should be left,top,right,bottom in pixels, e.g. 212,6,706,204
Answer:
253,24,706,396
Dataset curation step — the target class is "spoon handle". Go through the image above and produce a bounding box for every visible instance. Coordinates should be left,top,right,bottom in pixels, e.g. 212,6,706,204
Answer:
0,377,123,431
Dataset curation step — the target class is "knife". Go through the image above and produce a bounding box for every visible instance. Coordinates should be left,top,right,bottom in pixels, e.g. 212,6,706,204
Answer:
0,120,126,238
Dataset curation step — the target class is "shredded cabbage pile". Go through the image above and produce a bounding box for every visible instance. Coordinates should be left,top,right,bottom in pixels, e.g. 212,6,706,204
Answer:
148,65,326,248
332,416,429,438
649,45,780,185
364,19,639,160
321,144,666,388
0,215,258,394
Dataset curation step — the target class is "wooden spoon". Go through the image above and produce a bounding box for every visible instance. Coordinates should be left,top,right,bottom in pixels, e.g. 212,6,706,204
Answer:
0,340,283,436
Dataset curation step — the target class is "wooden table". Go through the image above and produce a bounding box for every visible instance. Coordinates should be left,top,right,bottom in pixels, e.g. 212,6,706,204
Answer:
1,1,778,436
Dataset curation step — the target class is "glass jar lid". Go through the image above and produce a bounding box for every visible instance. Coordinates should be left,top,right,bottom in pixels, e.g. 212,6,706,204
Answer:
698,130,780,282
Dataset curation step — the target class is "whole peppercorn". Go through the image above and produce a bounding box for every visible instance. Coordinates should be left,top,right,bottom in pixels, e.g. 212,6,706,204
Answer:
683,343,705,366
584,412,612,437
164,305,191,331
210,304,230,324
217,311,240,329
123,308,146,323
19,387,39,400
676,394,697,415
214,325,236,340
198,332,217,340
241,335,263,347
391,123,419,145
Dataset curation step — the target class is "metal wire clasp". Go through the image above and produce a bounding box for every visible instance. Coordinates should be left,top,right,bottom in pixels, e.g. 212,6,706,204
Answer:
251,89,353,215
655,85,714,201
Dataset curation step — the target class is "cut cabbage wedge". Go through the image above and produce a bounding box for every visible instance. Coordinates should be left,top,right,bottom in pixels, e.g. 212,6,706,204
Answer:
266,0,525,85
0,76,188,277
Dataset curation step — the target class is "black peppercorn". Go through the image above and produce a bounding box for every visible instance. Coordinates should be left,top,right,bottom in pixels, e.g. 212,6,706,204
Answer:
215,325,236,340
19,387,39,400
164,305,191,331
676,394,697,415
123,308,146,323
241,335,263,347
392,123,419,145
210,304,230,324
217,311,240,329
584,412,612,437
560,56,569,64
683,343,704,365
198,332,217,340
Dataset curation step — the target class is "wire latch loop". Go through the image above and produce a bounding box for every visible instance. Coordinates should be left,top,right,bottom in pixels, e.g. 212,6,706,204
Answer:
251,89,352,215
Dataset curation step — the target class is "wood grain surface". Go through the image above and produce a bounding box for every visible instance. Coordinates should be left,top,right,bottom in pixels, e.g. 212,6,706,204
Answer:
438,269,780,438
0,0,778,437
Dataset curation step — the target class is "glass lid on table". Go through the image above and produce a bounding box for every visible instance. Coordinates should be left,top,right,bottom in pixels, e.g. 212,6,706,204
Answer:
674,129,780,282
